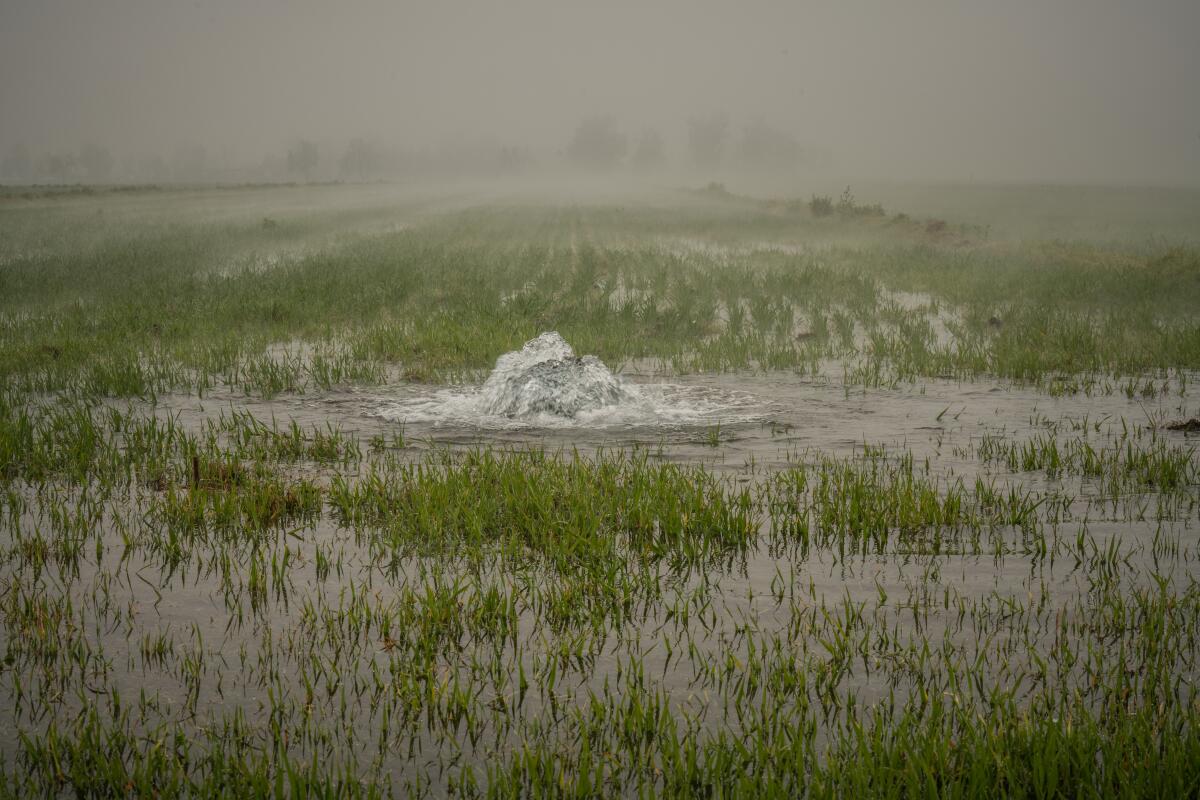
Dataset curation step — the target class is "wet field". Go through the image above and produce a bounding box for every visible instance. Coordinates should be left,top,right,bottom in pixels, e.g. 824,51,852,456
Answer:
2,185,1199,795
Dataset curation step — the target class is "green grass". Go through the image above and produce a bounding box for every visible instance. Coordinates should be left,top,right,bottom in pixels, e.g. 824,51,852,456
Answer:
2,196,1198,398
1,184,1199,796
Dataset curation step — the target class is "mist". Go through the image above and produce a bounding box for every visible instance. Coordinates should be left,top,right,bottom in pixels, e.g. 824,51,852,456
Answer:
2,0,1199,186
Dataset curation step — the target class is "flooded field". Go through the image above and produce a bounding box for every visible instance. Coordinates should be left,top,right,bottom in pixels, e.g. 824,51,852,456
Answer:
2,185,1199,795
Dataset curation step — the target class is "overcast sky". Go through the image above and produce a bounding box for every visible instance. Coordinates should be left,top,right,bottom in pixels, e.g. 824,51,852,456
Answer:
2,0,1198,184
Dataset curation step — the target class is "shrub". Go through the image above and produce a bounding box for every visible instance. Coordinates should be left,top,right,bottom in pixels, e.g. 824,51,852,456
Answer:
809,194,834,217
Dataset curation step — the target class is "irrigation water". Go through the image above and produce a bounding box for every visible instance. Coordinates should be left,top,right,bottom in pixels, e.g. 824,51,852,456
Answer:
4,190,1200,795
380,331,763,429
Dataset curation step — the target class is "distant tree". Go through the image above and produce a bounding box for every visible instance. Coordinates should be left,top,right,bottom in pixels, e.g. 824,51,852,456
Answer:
687,113,729,168
739,121,800,171
79,143,115,183
809,194,834,218
1,143,32,182
631,128,665,170
339,139,382,180
498,146,534,173
286,140,319,180
35,152,78,183
566,116,627,170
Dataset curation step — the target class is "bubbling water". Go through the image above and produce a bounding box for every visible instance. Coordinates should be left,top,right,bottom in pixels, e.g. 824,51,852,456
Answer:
379,331,762,429
475,332,638,418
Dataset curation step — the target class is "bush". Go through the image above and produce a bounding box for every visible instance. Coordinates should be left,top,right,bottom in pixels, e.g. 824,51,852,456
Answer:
810,194,834,217
835,186,885,218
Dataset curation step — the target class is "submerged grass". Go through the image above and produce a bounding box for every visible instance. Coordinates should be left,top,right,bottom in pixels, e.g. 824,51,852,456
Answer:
1,185,1199,795
2,195,1198,397
330,448,755,573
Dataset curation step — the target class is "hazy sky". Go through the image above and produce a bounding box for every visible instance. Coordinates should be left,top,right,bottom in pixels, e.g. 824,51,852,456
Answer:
2,0,1198,184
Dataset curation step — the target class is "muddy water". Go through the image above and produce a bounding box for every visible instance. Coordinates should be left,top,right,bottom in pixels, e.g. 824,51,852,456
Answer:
4,370,1198,790
155,367,1197,478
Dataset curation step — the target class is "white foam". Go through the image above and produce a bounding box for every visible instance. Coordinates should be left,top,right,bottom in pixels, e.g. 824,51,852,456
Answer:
378,331,762,429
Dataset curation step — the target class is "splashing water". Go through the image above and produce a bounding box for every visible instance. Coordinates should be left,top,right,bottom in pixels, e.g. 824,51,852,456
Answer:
379,331,762,429
476,332,637,418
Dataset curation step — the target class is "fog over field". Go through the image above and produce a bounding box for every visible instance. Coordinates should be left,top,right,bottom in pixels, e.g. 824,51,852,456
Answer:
5,4,1200,797
2,0,1199,186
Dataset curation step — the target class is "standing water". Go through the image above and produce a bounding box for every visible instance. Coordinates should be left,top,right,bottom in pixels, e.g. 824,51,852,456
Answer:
380,331,762,428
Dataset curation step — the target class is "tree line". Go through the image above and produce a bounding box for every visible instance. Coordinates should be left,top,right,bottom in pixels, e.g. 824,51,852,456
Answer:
0,114,804,184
